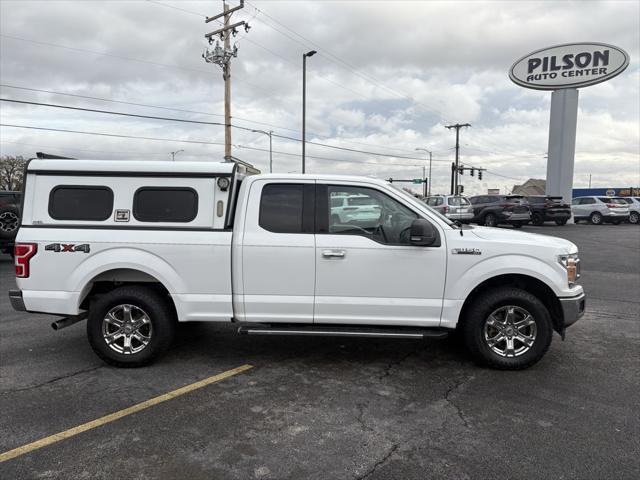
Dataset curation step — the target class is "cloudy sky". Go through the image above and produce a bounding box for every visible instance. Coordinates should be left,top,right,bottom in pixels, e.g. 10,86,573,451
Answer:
1,0,638,195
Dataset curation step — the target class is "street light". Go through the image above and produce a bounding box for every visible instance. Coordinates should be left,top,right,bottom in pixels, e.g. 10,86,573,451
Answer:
251,129,273,173
415,147,433,197
170,149,184,161
302,49,317,174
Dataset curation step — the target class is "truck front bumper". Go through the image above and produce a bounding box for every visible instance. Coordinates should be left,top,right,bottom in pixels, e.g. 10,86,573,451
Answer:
9,290,26,311
559,292,586,329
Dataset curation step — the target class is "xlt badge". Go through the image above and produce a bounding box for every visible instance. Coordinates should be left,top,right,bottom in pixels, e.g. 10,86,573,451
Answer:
452,248,481,255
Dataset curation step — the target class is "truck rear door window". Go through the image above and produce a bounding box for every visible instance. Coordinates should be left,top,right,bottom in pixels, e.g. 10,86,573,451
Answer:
133,187,198,222
49,186,113,221
259,184,304,233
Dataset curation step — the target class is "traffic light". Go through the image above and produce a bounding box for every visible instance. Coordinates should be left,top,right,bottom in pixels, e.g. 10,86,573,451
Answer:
459,166,464,175
478,170,483,180
470,168,474,177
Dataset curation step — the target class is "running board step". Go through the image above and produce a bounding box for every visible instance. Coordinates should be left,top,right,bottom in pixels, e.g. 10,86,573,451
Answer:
237,325,449,339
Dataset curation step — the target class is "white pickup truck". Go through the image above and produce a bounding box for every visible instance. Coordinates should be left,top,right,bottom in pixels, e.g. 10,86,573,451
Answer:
9,159,585,369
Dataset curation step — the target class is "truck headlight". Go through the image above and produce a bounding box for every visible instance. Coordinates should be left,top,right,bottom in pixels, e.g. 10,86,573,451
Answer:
558,253,580,286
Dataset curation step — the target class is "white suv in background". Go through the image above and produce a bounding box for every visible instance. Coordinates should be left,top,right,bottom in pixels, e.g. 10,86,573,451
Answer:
571,196,630,225
619,197,639,224
330,193,382,224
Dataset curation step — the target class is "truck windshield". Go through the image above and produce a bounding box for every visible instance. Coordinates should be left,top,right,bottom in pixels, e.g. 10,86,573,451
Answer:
388,183,456,227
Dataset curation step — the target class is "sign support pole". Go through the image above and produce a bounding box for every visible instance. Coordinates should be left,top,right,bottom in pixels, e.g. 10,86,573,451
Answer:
546,89,579,220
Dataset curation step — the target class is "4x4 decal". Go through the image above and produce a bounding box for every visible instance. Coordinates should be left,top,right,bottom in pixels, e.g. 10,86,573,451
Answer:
45,243,91,253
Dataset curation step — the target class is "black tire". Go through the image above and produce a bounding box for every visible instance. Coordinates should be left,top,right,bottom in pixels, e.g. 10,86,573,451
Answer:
484,213,497,227
531,213,544,226
460,287,553,370
589,212,603,225
630,212,639,224
0,205,20,240
87,285,176,367
555,218,568,226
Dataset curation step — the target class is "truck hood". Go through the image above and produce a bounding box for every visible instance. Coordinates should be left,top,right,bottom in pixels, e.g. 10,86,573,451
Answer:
470,226,578,254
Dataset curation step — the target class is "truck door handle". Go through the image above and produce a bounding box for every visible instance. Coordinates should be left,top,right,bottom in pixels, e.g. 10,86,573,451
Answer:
322,249,346,258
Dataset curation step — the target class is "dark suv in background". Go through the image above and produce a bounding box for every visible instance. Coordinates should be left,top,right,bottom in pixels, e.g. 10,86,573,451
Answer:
468,195,531,228
0,191,21,257
525,195,572,226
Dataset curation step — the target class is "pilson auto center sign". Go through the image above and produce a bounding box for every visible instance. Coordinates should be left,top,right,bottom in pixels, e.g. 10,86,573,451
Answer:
509,42,629,90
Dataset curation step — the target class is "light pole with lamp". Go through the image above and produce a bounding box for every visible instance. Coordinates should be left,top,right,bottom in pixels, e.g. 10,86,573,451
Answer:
170,149,184,161
251,129,273,173
415,148,433,197
302,50,317,174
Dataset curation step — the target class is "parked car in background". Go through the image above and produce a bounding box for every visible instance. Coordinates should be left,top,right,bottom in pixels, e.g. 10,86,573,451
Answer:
571,196,630,225
425,195,474,223
618,197,639,224
468,195,531,228
525,196,572,226
330,193,382,225
0,191,21,257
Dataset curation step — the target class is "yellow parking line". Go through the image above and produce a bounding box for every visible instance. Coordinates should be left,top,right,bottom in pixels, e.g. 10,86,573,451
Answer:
0,364,254,463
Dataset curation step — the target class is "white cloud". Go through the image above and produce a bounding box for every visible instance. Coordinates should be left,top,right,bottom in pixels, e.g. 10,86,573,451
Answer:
0,0,638,196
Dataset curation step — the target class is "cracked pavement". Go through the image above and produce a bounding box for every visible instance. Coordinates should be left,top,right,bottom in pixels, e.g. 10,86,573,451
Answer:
1,224,639,479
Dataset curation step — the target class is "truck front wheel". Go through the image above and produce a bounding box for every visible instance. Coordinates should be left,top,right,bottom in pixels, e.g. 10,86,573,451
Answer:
87,286,176,367
461,288,553,370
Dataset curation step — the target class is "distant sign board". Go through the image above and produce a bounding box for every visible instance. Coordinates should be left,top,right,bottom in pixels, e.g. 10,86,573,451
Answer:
509,42,629,90
573,187,639,198
487,188,500,195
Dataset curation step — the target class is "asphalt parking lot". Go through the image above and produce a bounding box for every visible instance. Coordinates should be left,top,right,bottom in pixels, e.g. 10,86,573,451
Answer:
1,223,638,479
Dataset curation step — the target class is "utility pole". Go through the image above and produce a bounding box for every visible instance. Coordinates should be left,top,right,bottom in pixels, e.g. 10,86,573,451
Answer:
203,1,250,162
445,123,471,194
415,148,433,197
302,50,317,174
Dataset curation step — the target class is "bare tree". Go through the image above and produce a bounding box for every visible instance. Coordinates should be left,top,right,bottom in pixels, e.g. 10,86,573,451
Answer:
0,156,26,191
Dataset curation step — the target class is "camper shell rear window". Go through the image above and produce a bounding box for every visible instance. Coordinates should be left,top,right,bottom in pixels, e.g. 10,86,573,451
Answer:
48,185,114,221
133,187,198,222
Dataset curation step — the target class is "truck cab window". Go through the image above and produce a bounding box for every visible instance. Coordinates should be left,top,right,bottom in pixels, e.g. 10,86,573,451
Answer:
327,186,418,245
259,184,305,233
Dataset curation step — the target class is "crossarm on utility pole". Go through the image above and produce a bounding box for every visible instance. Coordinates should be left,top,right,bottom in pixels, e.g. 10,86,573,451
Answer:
205,21,246,40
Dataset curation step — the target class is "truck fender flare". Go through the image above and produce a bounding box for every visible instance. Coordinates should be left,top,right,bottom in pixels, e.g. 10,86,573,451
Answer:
71,247,186,302
451,254,564,300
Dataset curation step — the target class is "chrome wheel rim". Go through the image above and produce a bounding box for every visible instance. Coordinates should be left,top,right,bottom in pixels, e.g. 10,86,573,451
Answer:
483,306,536,358
0,211,18,232
591,213,602,224
630,213,639,224
102,304,152,355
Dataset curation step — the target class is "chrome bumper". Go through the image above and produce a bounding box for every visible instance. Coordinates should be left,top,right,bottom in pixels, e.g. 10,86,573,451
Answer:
9,290,26,312
559,292,586,328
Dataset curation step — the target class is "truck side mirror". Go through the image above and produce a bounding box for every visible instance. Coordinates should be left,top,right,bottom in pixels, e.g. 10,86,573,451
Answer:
409,219,438,246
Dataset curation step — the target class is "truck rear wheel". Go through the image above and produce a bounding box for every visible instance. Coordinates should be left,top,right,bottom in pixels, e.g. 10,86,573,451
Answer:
461,287,553,370
87,285,176,367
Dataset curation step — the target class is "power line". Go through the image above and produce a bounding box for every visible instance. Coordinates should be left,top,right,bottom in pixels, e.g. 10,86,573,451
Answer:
145,0,448,120
0,125,434,170
0,123,227,146
244,1,448,121
0,84,425,156
1,98,452,161
145,0,204,18
0,34,274,97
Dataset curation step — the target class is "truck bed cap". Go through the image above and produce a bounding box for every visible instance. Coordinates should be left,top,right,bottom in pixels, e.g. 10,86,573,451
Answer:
26,159,236,175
